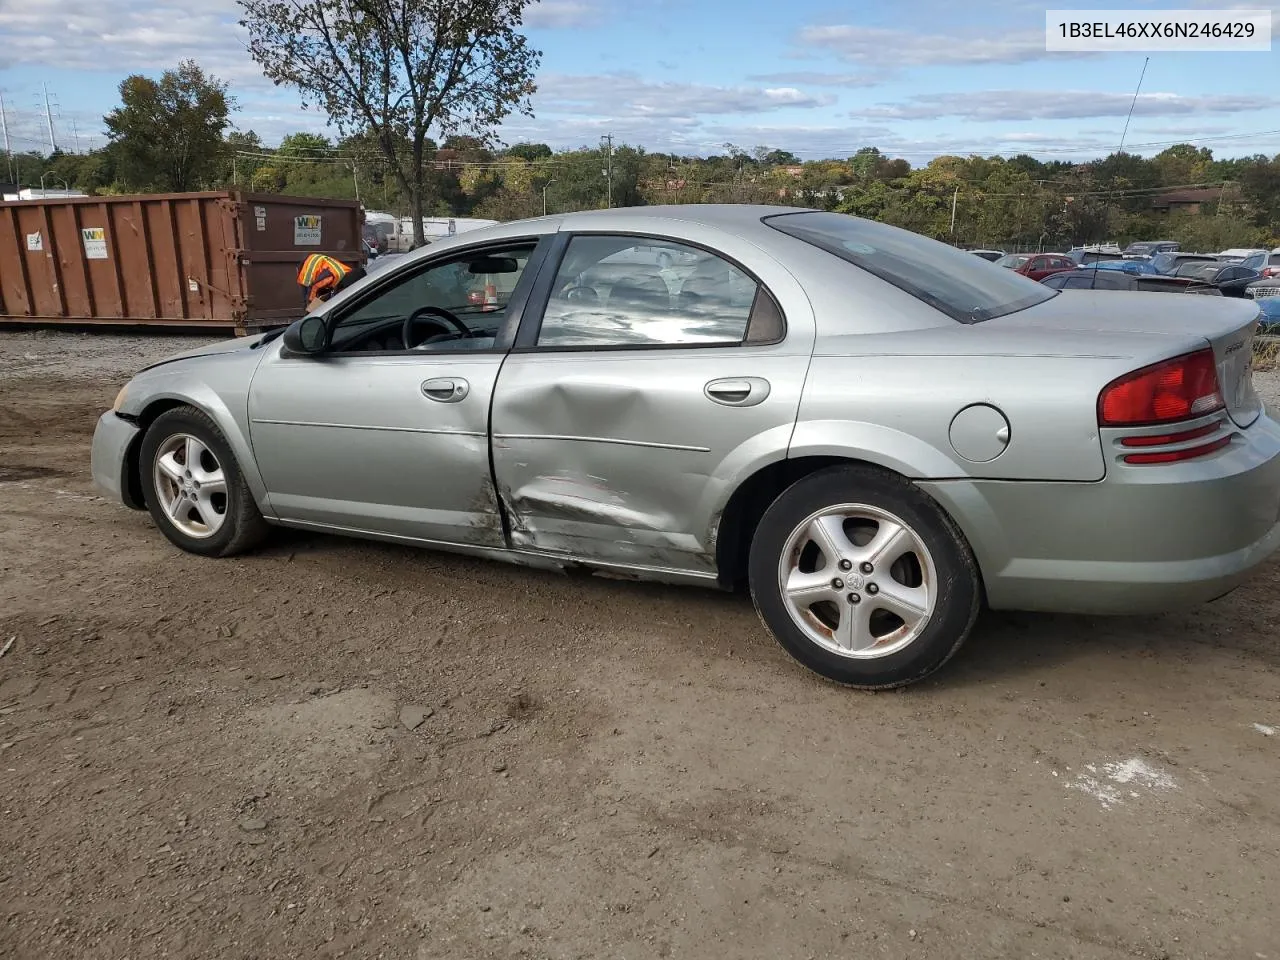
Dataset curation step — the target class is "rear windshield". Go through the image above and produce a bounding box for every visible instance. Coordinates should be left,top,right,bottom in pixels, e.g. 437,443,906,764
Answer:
763,210,1056,323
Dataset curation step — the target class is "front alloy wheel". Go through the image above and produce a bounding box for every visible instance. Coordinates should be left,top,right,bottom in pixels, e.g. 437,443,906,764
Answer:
139,405,270,557
152,433,229,539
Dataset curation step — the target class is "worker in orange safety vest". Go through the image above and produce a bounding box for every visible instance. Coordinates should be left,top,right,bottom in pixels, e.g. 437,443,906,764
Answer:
298,253,366,310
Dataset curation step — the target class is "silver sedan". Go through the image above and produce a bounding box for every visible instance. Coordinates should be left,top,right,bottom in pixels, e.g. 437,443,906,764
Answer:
91,205,1280,688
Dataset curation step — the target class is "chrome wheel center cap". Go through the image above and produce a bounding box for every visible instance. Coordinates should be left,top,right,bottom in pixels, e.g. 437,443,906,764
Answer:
846,573,865,591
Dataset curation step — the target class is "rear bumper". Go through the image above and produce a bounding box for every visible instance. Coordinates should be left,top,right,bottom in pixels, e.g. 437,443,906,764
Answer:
921,413,1280,615
91,411,144,510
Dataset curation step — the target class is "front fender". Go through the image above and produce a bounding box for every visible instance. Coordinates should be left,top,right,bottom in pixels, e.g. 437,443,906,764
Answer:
118,364,273,517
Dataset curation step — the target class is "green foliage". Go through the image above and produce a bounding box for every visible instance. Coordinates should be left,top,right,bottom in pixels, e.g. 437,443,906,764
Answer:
103,60,235,192
236,0,541,246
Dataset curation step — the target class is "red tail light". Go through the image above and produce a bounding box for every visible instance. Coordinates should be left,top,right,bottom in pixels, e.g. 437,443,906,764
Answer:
1098,348,1224,427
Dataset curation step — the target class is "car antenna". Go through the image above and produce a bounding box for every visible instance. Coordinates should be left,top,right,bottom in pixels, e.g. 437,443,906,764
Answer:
1091,55,1150,290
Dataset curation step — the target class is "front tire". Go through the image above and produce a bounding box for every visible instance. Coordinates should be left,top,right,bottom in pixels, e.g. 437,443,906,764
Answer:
747,464,980,689
139,405,269,557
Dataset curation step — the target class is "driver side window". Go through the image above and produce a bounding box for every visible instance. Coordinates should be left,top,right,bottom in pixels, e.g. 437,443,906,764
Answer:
328,242,537,353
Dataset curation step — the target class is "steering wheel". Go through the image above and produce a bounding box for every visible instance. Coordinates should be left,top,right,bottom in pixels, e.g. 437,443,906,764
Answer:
401,306,472,350
560,283,599,303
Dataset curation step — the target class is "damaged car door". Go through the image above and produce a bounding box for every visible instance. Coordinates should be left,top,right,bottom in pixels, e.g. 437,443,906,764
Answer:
248,238,547,547
489,230,815,577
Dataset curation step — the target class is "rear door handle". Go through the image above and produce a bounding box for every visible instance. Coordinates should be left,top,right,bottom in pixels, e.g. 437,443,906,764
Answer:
705,377,771,407
422,377,469,402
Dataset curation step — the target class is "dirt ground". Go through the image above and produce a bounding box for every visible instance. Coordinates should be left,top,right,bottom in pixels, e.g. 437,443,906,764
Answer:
3,327,1280,960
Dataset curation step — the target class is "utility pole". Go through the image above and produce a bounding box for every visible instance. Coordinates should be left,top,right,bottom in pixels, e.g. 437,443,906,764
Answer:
69,118,81,154
43,83,58,154
0,91,12,183
602,133,613,208
542,178,556,216
950,185,959,235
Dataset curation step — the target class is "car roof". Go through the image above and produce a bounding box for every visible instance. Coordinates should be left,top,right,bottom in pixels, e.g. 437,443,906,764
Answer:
555,203,816,229
385,203,820,267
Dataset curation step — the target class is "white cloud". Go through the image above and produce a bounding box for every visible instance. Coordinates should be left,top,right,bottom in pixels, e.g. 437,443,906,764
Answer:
524,0,602,29
796,24,1094,66
0,0,264,84
531,73,836,120
746,71,882,88
855,90,1270,122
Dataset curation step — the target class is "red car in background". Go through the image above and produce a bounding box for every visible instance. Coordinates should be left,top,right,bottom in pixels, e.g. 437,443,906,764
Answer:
994,252,1076,281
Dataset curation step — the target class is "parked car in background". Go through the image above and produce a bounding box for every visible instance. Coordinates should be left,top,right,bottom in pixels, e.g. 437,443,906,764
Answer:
1065,247,1115,265
1260,249,1280,279
89,204,1280,690
1123,240,1179,259
1150,251,1220,275
994,254,1029,270
967,249,1006,261
1040,268,1222,295
1218,248,1269,271
995,252,1076,281
1081,259,1160,275
1075,242,1122,256
1247,277,1280,333
1172,261,1259,297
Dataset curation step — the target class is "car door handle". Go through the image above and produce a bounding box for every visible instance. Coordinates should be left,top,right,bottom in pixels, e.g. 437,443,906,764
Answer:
704,377,770,407
421,377,469,402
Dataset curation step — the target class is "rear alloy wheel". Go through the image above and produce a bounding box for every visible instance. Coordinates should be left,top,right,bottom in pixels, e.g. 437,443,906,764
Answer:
139,406,269,557
748,465,980,689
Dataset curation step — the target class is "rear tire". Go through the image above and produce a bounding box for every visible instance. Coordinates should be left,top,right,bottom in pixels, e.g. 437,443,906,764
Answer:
139,405,270,558
747,464,980,689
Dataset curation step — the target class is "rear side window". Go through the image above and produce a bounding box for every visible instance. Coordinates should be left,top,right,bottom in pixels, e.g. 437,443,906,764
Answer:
764,211,1056,323
534,235,785,348
1063,275,1099,289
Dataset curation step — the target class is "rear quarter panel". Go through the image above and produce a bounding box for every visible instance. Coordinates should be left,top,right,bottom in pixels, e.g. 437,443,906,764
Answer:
792,325,1209,482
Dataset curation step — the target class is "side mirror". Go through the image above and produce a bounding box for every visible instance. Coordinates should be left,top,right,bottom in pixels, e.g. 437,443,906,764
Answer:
282,313,328,355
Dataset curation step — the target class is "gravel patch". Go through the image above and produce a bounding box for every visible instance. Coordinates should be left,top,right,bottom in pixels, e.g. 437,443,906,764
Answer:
0,328,227,381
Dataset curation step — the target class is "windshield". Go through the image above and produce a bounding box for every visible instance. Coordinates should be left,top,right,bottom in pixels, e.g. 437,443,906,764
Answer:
763,211,1056,323
994,254,1029,268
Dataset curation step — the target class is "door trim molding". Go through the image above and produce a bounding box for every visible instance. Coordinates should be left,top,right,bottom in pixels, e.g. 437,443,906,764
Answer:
492,432,710,452
252,418,485,438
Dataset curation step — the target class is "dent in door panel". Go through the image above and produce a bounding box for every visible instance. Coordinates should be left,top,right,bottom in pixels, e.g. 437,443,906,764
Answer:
495,457,711,569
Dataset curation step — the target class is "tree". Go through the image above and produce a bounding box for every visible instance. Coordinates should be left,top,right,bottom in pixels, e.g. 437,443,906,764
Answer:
506,142,552,161
219,130,265,186
103,60,235,192
238,0,541,246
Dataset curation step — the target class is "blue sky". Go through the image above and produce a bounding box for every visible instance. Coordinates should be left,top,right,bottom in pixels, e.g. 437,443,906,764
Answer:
0,0,1277,163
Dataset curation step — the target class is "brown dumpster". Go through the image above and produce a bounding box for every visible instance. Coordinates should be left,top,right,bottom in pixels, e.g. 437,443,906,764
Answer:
0,190,365,334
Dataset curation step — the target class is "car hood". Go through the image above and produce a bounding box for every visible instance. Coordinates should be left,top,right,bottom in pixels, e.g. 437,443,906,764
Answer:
139,331,273,372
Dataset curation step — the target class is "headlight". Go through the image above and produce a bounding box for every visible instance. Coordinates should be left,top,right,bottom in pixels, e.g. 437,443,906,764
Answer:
112,384,129,411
